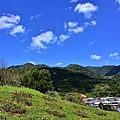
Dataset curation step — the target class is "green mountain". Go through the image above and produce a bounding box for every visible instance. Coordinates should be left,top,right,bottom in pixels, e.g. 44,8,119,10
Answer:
8,63,103,92
7,63,120,96
8,63,120,76
86,65,120,76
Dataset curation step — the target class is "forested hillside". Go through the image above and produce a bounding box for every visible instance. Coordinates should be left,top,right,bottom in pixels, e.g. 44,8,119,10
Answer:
3,63,119,97
86,65,120,76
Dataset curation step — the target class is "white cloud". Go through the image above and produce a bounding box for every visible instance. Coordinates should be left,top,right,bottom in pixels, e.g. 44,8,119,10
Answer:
109,52,118,57
68,26,84,33
28,61,36,65
74,3,98,19
55,62,63,66
59,34,70,42
109,52,120,59
64,22,67,30
84,20,97,27
90,54,101,60
68,21,78,28
84,22,90,27
20,48,29,53
0,13,25,36
30,14,41,20
91,21,96,26
116,0,120,4
10,25,25,36
64,21,78,30
21,39,27,42
31,31,56,50
70,0,78,3
65,20,96,35
88,41,94,47
0,14,20,29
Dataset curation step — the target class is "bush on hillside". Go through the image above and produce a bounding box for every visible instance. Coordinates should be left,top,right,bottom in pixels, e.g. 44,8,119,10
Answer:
62,93,85,105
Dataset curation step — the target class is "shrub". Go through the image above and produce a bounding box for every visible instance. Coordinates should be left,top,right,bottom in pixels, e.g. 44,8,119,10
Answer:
47,91,60,98
62,93,85,105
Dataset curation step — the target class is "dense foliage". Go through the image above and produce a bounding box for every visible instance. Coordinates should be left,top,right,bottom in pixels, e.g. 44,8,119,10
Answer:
21,67,52,93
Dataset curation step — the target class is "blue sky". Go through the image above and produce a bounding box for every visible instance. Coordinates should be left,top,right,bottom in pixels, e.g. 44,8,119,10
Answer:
0,0,120,67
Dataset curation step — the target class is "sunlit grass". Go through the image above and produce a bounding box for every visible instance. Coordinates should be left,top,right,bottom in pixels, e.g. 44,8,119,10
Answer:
0,86,120,120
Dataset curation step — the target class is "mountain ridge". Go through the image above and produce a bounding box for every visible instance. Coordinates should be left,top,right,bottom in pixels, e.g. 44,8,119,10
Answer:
8,63,120,76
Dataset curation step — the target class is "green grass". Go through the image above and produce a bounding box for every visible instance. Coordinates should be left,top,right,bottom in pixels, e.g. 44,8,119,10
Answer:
0,86,120,120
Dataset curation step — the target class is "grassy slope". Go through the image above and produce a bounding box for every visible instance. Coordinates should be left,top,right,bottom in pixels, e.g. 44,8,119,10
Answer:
0,86,119,120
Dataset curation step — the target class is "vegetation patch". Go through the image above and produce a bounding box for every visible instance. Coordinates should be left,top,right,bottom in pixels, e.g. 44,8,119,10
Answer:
76,109,89,118
46,102,63,110
0,115,7,120
2,100,26,114
0,86,120,120
95,110,107,116
47,109,66,118
72,105,79,110
62,93,85,105
12,90,32,106
42,95,57,103
1,90,32,114
29,115,51,120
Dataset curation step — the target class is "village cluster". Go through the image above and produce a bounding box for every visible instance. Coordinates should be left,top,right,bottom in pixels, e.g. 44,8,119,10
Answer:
83,97,120,112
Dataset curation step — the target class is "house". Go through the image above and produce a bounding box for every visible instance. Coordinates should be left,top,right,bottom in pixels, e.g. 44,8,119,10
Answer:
84,97,120,111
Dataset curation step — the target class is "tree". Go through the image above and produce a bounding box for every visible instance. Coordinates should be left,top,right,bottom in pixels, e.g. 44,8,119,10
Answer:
0,68,21,86
22,67,52,93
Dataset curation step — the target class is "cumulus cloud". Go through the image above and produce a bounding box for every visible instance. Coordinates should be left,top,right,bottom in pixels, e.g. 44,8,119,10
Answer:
65,20,96,34
68,21,78,28
109,52,120,59
74,3,98,19
10,25,25,36
116,0,120,4
31,31,56,50
64,21,84,34
90,54,101,60
91,21,97,25
84,20,97,27
59,34,70,43
0,14,20,29
68,26,84,33
70,0,78,3
64,21,78,30
0,13,25,36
